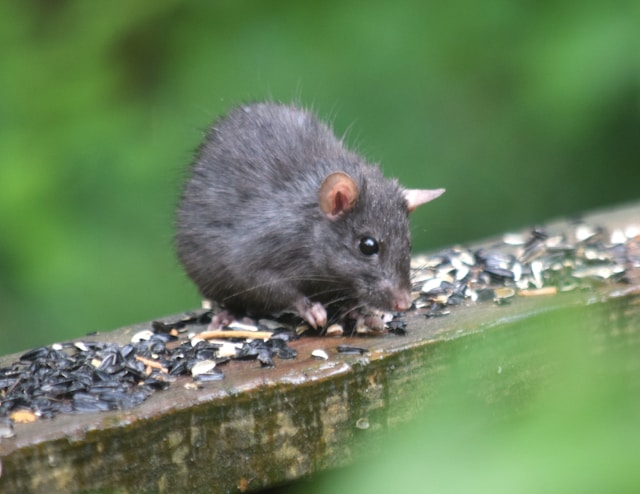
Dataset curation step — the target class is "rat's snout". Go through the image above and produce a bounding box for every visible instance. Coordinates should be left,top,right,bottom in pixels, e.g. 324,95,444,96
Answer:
392,289,412,311
375,280,413,312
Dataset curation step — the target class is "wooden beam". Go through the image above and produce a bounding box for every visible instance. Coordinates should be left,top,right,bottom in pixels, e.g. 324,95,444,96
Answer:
1,202,639,493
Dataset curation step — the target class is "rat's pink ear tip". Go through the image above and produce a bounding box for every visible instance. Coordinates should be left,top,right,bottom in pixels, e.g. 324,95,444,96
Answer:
432,188,445,198
404,188,445,212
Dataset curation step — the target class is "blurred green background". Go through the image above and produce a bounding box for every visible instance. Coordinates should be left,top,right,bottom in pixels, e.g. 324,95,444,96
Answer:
1,0,638,353
286,300,640,494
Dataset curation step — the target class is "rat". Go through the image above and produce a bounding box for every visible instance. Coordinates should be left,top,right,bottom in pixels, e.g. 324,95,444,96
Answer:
175,102,444,329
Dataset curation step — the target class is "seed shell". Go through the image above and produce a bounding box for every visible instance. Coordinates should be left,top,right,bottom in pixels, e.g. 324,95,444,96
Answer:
311,349,329,360
325,324,344,336
191,360,216,376
336,345,368,355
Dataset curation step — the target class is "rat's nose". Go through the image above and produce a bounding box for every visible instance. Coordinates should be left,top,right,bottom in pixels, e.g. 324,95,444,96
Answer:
393,290,412,311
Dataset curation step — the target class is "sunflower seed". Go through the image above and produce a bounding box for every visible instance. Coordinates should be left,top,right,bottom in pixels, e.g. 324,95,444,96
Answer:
325,324,344,336
311,349,329,360
191,360,216,377
131,330,154,343
226,321,259,332
336,345,367,355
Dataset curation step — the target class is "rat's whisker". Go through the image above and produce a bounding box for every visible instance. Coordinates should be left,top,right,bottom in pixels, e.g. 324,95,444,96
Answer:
219,274,344,301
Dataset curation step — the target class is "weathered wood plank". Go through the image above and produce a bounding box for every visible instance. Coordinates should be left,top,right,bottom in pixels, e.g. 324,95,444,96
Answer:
0,202,639,493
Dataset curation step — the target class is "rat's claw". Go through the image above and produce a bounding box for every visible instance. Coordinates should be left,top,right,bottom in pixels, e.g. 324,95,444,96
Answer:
296,298,327,328
307,302,328,328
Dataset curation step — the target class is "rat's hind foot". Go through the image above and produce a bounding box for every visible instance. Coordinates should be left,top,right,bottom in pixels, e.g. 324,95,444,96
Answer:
295,297,327,329
207,309,256,329
208,310,235,329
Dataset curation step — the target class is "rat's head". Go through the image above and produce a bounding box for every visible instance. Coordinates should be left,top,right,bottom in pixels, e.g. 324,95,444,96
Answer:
312,169,444,314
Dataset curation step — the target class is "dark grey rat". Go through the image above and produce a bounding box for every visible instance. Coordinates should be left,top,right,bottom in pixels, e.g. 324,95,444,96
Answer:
175,102,444,329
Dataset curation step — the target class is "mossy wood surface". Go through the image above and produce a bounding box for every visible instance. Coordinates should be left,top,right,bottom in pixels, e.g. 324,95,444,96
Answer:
1,202,639,493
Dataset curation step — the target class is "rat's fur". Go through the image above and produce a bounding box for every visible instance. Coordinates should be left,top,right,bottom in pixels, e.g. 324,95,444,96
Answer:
176,103,432,325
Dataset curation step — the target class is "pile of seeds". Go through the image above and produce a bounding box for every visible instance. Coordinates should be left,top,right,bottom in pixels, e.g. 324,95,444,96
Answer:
1,221,638,432
0,313,300,430
411,222,640,317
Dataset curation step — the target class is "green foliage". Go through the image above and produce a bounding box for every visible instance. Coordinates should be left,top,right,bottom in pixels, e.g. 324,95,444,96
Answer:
0,0,638,352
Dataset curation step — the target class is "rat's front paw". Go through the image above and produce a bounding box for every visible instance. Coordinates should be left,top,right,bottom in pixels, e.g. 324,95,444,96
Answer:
347,308,393,331
362,312,385,330
295,297,327,329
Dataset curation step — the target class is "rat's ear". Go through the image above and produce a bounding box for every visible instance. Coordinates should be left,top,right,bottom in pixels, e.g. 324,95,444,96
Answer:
318,172,359,219
403,188,445,213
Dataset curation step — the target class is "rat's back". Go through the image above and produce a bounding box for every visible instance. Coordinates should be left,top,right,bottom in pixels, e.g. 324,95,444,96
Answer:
193,103,351,196
175,103,343,306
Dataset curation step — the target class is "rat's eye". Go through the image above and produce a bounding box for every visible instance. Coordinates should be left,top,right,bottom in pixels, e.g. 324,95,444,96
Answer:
359,237,379,256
